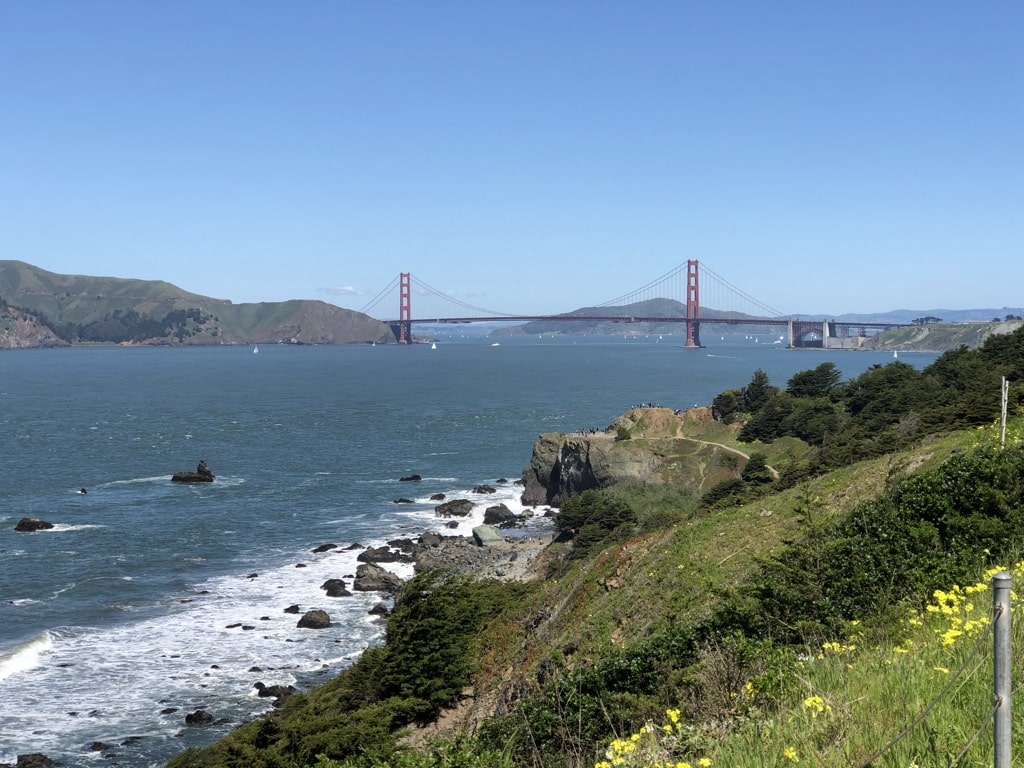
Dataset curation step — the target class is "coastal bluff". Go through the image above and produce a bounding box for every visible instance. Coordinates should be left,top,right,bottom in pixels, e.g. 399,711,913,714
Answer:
520,406,750,507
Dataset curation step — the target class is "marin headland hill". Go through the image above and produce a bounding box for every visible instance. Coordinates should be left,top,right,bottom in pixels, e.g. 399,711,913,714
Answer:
1,259,1022,351
0,260,394,348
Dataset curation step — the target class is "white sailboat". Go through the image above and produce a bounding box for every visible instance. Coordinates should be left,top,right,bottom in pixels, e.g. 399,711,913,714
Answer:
253,344,259,354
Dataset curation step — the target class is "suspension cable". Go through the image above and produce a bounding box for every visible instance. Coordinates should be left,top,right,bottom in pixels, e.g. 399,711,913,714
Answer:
597,262,688,307
358,274,400,316
699,263,787,318
408,275,521,318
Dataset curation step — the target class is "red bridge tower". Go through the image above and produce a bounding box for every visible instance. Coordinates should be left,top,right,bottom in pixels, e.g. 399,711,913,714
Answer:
397,272,412,344
685,259,701,348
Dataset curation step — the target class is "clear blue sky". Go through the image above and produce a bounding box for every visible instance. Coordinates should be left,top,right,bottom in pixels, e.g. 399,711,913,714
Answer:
1,2,1020,317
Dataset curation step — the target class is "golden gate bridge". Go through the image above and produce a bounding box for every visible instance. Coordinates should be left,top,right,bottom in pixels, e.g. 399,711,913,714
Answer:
358,260,908,349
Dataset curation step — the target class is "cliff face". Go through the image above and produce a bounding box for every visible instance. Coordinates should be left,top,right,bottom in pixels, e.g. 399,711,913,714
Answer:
0,305,68,349
520,407,749,506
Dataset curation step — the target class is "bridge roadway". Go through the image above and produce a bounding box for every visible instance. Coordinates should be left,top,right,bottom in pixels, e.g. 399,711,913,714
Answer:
391,315,909,349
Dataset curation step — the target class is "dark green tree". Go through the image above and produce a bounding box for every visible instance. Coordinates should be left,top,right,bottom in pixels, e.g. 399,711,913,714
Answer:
780,398,843,446
738,392,795,443
741,452,774,485
712,388,744,423
786,362,841,399
743,369,776,412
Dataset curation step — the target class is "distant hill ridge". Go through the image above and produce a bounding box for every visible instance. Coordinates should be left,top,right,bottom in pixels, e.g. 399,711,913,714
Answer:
2,260,1021,350
0,260,393,348
499,295,1024,344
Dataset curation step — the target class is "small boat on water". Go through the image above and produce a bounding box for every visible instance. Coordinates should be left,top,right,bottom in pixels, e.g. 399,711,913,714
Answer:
253,345,259,354
431,342,437,350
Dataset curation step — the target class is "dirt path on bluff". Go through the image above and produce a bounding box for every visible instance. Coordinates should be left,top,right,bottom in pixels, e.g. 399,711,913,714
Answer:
596,407,782,480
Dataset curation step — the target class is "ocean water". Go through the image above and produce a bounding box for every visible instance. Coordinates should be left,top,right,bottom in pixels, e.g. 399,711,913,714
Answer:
0,335,937,767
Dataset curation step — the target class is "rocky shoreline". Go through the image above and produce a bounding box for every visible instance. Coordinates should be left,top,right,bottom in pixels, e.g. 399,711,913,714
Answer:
409,529,555,582
1,482,555,768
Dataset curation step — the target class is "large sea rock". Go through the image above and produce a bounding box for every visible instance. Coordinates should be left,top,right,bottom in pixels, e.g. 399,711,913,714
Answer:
519,406,748,507
353,563,404,594
15,518,55,532
171,460,215,483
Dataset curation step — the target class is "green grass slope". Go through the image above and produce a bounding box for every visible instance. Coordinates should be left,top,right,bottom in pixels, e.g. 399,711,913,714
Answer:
166,329,1024,768
167,422,1021,768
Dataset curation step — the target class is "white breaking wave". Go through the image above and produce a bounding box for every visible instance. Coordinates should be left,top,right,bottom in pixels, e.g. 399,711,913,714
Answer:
0,631,53,681
0,473,547,767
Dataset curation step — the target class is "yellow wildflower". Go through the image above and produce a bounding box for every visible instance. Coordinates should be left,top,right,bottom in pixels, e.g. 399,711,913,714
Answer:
803,695,830,717
940,628,963,646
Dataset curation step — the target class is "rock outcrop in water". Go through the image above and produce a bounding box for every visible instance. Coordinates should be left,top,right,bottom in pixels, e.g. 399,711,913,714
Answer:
15,517,55,532
520,406,750,507
171,460,215,483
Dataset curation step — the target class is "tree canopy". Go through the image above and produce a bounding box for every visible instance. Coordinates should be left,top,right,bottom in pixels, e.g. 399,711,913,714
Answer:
718,327,1024,470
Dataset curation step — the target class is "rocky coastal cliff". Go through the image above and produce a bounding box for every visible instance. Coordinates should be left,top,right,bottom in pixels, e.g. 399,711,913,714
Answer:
0,305,67,349
520,406,750,506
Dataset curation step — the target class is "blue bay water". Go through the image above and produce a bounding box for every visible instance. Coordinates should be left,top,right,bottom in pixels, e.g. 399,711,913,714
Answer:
0,336,936,766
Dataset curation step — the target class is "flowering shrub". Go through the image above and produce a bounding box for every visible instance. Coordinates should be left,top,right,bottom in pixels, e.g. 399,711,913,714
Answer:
596,558,1024,767
594,709,713,768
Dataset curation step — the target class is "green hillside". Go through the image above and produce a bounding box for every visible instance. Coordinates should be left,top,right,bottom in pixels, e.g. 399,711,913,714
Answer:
167,327,1024,768
0,261,394,346
867,318,1024,352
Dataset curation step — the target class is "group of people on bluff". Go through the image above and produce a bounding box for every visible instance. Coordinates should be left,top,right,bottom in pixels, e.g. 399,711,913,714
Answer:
572,402,686,437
